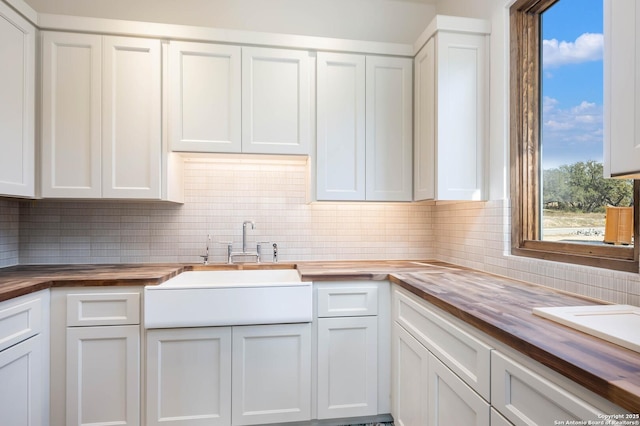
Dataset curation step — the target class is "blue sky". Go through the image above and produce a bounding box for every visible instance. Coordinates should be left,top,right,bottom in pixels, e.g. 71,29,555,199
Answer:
541,0,603,169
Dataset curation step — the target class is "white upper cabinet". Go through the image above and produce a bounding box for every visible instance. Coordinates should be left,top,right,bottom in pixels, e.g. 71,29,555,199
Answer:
169,41,241,153
242,47,311,155
366,56,413,201
414,21,489,201
604,0,640,177
42,32,102,198
316,52,366,200
41,32,175,200
102,36,162,199
316,53,413,202
0,2,35,198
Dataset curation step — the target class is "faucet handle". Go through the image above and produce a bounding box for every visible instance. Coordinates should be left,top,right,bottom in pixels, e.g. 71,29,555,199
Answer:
217,241,233,264
256,241,271,263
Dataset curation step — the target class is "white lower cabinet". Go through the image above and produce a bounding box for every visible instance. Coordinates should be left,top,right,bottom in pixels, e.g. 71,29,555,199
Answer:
429,352,489,426
146,327,232,426
66,325,140,426
0,291,48,426
491,408,514,426
232,323,311,425
317,316,378,419
146,323,311,426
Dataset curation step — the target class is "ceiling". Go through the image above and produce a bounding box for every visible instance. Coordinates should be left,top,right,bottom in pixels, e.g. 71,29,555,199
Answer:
23,0,438,44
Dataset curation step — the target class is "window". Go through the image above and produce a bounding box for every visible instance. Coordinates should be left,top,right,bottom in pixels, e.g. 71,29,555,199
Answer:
510,0,639,272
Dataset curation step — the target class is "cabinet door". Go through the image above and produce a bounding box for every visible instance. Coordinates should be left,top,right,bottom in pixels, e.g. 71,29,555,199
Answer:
0,2,35,198
391,323,429,426
316,52,366,200
435,32,487,200
414,38,436,201
317,316,378,419
365,56,413,201
242,47,311,155
491,351,605,426
232,323,311,425
66,325,140,426
169,41,241,153
41,32,102,199
102,36,161,199
604,0,640,177
146,327,232,426
0,335,43,426
428,353,490,426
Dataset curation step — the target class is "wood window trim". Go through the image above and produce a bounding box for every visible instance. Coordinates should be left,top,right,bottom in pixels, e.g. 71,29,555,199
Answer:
509,0,640,273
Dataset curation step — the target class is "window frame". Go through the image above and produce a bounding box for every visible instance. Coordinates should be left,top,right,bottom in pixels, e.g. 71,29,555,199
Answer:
510,0,640,273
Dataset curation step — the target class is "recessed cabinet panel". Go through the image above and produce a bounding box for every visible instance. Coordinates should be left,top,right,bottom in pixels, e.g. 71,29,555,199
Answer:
169,42,241,153
146,327,232,426
413,37,436,201
242,47,310,155
41,32,102,198
365,56,413,202
102,36,161,199
0,2,35,198
316,52,366,200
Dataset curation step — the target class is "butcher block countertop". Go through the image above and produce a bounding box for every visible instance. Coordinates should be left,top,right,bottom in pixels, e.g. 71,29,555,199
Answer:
0,260,639,412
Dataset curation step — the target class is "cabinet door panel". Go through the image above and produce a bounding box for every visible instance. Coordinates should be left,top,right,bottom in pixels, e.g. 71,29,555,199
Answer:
414,38,436,201
41,32,102,198
242,47,311,155
317,316,378,419
366,56,413,201
66,325,140,426
169,41,241,153
146,327,232,426
0,335,43,426
391,323,429,426
102,36,161,199
316,52,366,200
429,352,489,426
0,2,34,198
232,323,311,425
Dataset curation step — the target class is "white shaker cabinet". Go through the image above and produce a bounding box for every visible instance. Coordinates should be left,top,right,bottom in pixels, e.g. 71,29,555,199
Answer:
414,22,489,200
316,53,413,201
42,32,171,200
146,327,232,426
169,41,241,153
604,0,640,177
0,291,48,426
242,47,311,155
0,1,35,198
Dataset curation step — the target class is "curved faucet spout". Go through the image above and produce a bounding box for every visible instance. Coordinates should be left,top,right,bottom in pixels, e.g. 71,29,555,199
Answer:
242,221,255,253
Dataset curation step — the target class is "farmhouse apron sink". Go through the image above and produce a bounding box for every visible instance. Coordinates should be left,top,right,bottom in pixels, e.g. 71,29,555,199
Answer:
144,269,312,328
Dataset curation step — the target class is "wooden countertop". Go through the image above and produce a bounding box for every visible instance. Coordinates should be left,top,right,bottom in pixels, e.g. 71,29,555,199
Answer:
0,260,638,411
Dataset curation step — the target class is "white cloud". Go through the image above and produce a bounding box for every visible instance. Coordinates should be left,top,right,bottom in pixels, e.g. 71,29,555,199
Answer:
542,33,603,69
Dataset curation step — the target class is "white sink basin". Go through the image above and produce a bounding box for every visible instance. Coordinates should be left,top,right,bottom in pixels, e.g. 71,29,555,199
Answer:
533,305,640,352
144,269,311,328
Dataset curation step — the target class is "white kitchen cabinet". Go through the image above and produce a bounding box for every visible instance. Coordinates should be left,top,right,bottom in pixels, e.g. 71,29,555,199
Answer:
232,323,311,425
316,52,366,200
414,24,489,200
0,1,35,198
66,325,140,426
316,53,412,201
242,47,311,155
604,0,640,177
50,287,142,426
429,352,489,426
391,323,429,426
317,316,378,419
491,351,608,426
42,32,177,200
146,327,232,426
365,56,413,201
0,291,48,426
491,408,514,426
169,41,241,153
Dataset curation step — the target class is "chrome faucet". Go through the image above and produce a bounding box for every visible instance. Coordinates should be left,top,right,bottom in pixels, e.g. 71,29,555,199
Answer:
242,220,255,253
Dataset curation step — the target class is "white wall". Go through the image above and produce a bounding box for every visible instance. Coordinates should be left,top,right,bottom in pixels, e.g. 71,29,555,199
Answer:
24,0,436,44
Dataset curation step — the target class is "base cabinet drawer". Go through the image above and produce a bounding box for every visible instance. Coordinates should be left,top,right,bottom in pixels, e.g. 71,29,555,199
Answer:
491,408,514,426
0,292,44,352
491,351,606,425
